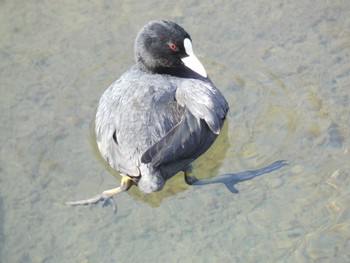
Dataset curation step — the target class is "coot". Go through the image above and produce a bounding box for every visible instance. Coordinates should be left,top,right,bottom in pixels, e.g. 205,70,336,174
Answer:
67,20,286,212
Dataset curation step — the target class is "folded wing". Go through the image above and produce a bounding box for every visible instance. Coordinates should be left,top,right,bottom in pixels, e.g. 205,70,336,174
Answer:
141,79,228,169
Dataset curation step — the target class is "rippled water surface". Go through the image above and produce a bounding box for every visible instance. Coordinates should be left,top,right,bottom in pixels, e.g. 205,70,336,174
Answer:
1,0,350,262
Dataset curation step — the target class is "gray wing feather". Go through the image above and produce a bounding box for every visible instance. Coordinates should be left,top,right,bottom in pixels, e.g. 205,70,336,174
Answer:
141,109,202,167
95,80,140,177
141,79,228,169
176,79,228,134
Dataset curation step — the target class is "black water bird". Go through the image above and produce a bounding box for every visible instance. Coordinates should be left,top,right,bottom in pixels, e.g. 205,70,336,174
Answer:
67,20,287,212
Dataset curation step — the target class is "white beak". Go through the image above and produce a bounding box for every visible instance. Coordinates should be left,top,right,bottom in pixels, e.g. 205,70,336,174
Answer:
181,38,207,78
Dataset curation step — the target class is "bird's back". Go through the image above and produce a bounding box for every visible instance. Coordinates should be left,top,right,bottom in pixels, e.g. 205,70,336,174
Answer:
95,66,184,177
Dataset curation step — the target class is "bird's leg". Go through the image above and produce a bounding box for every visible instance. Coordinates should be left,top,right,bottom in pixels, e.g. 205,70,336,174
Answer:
184,166,199,185
102,176,133,196
66,176,134,213
183,160,288,193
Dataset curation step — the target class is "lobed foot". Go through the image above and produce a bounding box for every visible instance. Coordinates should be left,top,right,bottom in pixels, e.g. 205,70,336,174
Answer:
66,177,134,214
66,193,118,213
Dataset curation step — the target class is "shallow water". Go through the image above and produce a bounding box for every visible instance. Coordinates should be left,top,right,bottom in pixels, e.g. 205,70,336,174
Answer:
1,0,350,262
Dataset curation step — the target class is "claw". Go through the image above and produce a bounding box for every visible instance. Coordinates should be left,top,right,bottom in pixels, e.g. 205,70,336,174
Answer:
101,196,118,214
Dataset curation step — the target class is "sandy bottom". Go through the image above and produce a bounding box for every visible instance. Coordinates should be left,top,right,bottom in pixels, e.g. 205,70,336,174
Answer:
1,1,350,262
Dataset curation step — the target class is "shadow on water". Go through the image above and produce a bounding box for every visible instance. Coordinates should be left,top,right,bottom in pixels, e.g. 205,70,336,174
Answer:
188,159,288,193
86,118,287,209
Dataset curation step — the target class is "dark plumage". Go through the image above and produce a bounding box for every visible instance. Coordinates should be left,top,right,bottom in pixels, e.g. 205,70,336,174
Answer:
66,20,287,213
96,20,228,193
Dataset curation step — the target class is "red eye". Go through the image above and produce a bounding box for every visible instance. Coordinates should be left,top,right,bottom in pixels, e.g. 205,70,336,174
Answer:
168,43,179,51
